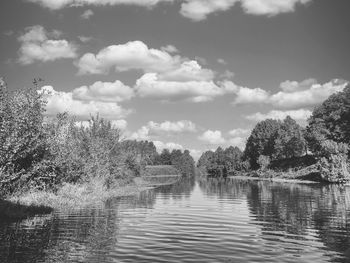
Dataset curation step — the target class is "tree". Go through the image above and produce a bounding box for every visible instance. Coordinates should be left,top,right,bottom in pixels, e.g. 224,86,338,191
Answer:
272,116,307,160
244,119,281,169
307,85,350,155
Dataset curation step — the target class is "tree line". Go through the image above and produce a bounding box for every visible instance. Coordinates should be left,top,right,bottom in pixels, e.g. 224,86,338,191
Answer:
0,78,195,197
198,85,350,182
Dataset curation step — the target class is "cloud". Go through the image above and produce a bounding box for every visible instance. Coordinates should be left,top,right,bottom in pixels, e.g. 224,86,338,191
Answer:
130,120,197,140
228,128,250,137
81,9,94,19
159,60,215,82
228,128,250,150
161,45,179,53
26,0,174,10
72,80,134,102
18,25,77,65
27,0,311,20
76,40,182,75
40,85,130,120
240,0,311,16
153,141,184,152
135,73,235,102
180,0,311,21
269,79,348,109
198,130,226,144
223,81,269,104
227,79,348,109
246,109,312,122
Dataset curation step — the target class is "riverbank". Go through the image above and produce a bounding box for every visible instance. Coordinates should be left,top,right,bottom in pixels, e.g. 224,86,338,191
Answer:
6,177,151,212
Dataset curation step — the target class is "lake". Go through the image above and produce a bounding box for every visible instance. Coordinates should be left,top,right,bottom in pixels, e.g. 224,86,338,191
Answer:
1,177,350,263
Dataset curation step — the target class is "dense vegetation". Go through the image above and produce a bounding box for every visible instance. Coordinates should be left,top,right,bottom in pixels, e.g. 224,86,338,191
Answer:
198,85,350,183
0,78,194,198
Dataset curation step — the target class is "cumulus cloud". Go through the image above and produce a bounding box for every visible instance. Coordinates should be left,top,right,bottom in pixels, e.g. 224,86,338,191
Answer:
18,25,77,65
198,130,226,144
246,109,312,122
26,0,174,10
180,0,311,21
135,73,235,102
76,40,182,75
269,79,348,109
27,0,311,20
72,80,134,102
130,120,197,140
217,58,227,65
227,79,348,109
223,81,269,105
153,141,184,152
40,85,130,120
159,60,215,82
81,9,94,19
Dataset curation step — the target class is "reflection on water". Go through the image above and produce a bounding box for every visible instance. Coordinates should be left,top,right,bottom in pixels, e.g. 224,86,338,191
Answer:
1,177,350,263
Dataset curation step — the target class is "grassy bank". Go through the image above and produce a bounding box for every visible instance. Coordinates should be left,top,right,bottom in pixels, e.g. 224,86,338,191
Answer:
6,177,151,211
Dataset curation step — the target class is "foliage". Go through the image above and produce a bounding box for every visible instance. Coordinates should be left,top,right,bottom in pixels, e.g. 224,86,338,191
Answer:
155,149,195,177
271,116,307,160
306,85,350,155
197,146,243,177
257,155,270,171
244,119,281,168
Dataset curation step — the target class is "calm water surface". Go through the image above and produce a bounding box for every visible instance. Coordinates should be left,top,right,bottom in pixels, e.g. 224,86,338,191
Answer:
1,177,350,263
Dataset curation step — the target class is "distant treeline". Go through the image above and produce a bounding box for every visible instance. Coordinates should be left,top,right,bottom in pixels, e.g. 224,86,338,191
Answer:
0,78,194,197
198,85,350,182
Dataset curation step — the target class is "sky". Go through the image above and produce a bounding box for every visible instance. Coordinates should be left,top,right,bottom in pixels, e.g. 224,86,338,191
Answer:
1,0,350,160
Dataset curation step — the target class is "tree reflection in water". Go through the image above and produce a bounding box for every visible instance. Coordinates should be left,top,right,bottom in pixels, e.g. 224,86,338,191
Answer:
198,177,350,262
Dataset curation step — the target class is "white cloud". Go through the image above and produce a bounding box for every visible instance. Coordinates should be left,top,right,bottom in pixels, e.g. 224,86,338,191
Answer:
161,45,179,53
153,141,184,152
110,119,128,130
26,0,174,10
246,109,312,122
72,80,134,102
240,0,311,16
27,0,311,20
76,40,182,75
226,79,348,109
269,79,348,109
228,137,247,150
180,0,311,21
148,120,197,133
228,128,250,137
130,120,196,140
159,60,215,82
40,85,130,120
198,130,226,144
81,9,94,19
135,73,234,102
228,128,250,150
130,126,150,140
18,25,77,65
223,80,269,105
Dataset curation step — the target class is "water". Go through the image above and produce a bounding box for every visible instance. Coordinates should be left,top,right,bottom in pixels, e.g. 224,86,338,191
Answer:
1,177,350,263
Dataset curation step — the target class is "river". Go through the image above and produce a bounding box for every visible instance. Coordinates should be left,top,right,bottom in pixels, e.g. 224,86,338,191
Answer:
1,177,350,263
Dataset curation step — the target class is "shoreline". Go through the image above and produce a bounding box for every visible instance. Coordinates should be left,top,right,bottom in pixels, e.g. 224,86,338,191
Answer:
1,175,182,221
